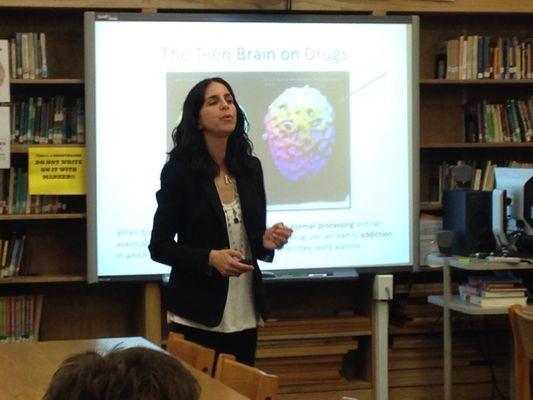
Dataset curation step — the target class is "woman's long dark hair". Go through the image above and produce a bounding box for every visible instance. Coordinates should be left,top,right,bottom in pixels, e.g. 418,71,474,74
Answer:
168,77,253,178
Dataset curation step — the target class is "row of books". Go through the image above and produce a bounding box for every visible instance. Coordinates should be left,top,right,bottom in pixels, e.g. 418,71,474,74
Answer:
0,167,70,215
10,96,85,145
458,275,528,308
426,160,533,204
0,232,26,278
464,98,533,143
444,35,533,80
8,32,48,80
0,295,43,342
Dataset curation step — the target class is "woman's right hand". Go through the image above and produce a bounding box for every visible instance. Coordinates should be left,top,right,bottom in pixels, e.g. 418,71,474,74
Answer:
208,249,254,277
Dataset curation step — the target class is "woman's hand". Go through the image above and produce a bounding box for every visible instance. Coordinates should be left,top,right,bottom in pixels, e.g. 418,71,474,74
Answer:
208,249,254,277
263,222,293,250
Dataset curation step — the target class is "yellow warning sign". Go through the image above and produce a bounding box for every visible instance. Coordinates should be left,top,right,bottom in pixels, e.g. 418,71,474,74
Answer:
28,147,86,195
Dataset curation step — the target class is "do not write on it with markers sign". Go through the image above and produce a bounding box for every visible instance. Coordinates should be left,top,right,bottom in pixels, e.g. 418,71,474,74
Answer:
28,147,86,195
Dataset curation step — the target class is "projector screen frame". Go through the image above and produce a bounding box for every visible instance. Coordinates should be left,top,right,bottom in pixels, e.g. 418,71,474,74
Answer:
84,11,420,283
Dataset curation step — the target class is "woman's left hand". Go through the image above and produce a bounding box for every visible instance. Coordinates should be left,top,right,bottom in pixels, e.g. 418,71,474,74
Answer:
263,222,293,250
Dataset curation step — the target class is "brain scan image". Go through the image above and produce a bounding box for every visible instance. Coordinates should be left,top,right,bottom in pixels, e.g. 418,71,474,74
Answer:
262,85,335,181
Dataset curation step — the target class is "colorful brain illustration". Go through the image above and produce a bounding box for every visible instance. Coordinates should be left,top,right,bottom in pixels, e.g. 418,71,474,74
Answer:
263,85,335,181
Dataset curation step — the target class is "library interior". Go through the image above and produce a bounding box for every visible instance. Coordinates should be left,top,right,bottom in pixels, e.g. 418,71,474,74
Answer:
0,1,532,400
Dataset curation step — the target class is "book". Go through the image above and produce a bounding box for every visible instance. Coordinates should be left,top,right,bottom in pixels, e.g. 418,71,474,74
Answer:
27,32,35,80
464,103,479,142
460,284,527,298
33,295,43,341
9,38,16,80
478,290,526,298
14,33,22,79
21,33,29,80
469,295,527,307
446,39,460,79
467,275,522,285
39,33,48,78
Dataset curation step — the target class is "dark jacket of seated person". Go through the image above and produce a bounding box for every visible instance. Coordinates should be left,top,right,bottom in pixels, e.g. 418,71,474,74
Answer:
43,346,200,400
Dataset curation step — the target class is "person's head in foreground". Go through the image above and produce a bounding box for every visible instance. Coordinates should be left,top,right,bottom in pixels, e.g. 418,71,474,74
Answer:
43,346,200,400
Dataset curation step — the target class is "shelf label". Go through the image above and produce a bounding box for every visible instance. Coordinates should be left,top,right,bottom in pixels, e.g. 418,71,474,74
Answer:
28,147,85,194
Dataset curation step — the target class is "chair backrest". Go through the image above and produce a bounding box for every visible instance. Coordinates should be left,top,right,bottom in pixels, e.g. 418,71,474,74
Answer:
508,305,533,400
166,332,216,375
214,353,279,400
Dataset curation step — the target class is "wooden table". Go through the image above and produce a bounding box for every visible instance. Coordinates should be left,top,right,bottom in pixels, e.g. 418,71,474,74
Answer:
0,336,247,400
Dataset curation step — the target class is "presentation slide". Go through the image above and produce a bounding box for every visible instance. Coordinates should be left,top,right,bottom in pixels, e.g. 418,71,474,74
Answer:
88,15,416,280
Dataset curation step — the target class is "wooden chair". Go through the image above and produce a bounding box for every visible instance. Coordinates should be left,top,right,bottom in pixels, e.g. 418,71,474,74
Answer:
509,305,533,400
214,353,279,400
166,332,216,375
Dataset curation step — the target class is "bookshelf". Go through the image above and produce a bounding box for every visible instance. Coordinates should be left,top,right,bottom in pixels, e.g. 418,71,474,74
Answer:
418,13,533,204
11,79,84,84
11,144,84,153
0,213,85,220
0,274,85,284
292,2,532,399
0,6,130,344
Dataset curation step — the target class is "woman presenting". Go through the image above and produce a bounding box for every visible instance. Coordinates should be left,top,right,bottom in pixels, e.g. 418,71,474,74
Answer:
149,77,292,365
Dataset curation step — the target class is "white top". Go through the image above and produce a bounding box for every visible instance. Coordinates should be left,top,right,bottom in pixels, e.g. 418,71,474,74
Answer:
168,195,261,332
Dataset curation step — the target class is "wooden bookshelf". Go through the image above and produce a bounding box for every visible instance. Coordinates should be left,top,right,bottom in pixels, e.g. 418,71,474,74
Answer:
421,78,533,85
0,4,89,331
420,202,443,211
418,11,533,207
0,274,86,284
0,213,86,220
10,78,84,84
291,0,533,13
11,144,85,153
420,142,533,149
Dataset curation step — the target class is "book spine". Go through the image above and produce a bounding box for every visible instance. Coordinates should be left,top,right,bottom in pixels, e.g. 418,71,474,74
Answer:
33,33,41,79
9,38,16,80
477,35,484,79
27,32,35,80
15,33,22,79
21,33,29,80
39,33,48,78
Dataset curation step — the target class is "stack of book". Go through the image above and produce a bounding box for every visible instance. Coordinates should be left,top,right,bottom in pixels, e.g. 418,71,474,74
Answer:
0,231,26,278
0,167,70,215
0,295,43,342
459,276,528,307
464,98,533,144
8,32,48,80
444,35,533,80
10,96,85,145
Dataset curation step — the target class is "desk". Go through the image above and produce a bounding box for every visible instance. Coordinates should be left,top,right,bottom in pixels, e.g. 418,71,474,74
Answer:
0,336,247,400
427,255,533,400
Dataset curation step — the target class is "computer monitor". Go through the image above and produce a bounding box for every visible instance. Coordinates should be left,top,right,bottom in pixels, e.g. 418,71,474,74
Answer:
492,167,533,256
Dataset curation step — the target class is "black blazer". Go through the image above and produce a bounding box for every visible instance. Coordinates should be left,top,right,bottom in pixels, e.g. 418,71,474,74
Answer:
148,156,273,327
